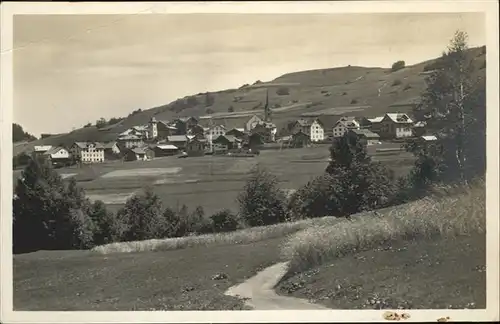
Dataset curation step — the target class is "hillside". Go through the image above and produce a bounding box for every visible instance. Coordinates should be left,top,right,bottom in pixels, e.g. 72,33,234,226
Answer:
15,46,486,155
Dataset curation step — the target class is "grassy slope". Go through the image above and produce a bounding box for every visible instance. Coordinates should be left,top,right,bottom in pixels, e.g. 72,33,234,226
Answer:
277,234,486,309
14,238,285,311
14,46,486,155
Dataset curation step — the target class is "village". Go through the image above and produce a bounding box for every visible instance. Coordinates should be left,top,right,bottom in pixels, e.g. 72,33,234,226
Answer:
26,96,433,168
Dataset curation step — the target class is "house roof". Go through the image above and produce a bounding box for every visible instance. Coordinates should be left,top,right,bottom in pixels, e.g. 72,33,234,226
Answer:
131,147,146,154
295,119,312,127
167,135,189,142
368,116,384,123
118,134,142,141
315,115,343,129
336,119,360,129
420,135,438,141
74,142,105,149
43,146,66,155
414,121,427,127
34,145,52,152
156,144,178,150
103,141,117,149
350,129,380,138
385,113,413,124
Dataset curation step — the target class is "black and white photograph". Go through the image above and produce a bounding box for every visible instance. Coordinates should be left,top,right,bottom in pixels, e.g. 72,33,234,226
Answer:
1,1,498,323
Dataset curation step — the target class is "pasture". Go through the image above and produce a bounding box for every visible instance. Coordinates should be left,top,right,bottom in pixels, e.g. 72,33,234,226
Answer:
12,143,415,216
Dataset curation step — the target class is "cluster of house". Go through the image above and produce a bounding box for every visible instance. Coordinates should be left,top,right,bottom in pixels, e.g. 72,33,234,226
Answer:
30,111,431,166
283,112,428,147
31,115,278,165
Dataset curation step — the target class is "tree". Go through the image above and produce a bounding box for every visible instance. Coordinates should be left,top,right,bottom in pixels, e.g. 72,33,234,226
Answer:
162,207,181,237
237,165,287,226
13,123,37,142
391,60,406,72
210,209,240,232
90,200,125,245
228,106,235,113
117,187,165,241
276,87,290,96
96,118,107,129
325,133,396,218
413,30,485,183
13,156,95,253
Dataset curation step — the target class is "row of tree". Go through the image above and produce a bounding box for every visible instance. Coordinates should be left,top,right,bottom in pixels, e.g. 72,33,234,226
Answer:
13,123,37,143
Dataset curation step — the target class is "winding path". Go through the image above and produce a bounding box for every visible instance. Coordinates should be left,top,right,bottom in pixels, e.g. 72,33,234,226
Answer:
225,262,329,310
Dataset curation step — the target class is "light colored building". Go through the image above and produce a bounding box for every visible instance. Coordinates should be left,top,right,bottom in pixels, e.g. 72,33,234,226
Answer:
70,142,105,163
245,115,263,132
332,117,360,138
117,134,144,149
205,125,227,140
377,113,414,139
291,119,312,136
33,145,53,155
310,119,325,142
43,146,71,160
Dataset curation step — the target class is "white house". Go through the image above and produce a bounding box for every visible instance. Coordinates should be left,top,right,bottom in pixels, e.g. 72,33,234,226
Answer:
245,115,263,132
70,142,105,163
332,117,360,138
205,125,227,140
309,119,325,142
377,113,414,139
33,145,53,155
43,146,70,160
117,134,144,149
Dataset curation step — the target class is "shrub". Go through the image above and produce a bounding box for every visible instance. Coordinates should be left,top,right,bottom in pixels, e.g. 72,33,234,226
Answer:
206,108,214,115
391,60,406,72
90,200,125,245
276,87,290,96
210,209,240,232
350,99,358,104
287,174,338,221
162,207,182,237
228,105,235,112
237,165,287,226
117,187,166,241
392,79,402,86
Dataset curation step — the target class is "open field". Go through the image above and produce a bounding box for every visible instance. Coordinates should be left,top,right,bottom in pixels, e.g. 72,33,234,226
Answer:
12,144,415,215
13,237,285,310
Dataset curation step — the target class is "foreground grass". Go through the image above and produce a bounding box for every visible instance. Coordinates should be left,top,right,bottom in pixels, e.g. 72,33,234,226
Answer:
14,238,284,310
281,183,485,275
92,216,346,254
277,234,486,309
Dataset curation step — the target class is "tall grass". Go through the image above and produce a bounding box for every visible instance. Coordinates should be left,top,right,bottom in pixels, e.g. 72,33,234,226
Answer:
92,216,346,254
281,181,486,274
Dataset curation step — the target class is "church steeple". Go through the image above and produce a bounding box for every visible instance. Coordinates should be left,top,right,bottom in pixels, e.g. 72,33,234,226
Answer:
264,88,270,122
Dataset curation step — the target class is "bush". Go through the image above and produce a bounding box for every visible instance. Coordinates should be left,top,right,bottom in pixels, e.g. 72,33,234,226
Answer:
206,108,214,115
350,99,358,104
117,187,166,241
276,87,290,96
237,165,287,226
90,200,125,245
391,60,405,72
228,105,235,112
392,79,402,86
287,174,338,221
210,209,240,232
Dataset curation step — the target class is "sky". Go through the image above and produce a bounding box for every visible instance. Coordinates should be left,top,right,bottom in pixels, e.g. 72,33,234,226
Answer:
13,13,485,137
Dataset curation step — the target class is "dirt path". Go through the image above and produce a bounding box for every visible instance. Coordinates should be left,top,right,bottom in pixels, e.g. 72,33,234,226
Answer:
225,262,329,310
